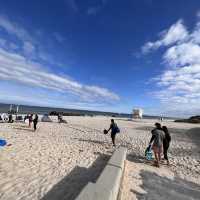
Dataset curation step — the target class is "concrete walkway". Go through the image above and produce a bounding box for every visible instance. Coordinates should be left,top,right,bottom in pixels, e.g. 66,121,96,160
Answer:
76,147,127,200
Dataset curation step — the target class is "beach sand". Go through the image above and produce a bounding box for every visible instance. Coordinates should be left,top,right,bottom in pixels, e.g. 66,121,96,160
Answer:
0,116,200,199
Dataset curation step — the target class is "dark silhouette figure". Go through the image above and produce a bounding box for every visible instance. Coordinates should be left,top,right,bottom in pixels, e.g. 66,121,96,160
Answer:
33,114,38,131
162,126,171,165
107,119,119,147
8,114,13,123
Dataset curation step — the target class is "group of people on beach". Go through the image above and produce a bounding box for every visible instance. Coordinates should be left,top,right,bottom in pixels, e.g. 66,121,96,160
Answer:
105,119,171,167
25,114,38,131
149,122,171,167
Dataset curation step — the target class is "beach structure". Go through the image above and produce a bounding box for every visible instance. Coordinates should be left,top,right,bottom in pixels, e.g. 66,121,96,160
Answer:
132,108,143,119
41,114,52,122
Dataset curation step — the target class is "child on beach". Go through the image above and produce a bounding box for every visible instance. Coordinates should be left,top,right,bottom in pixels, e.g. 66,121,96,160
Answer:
149,123,165,167
162,126,171,165
106,119,120,147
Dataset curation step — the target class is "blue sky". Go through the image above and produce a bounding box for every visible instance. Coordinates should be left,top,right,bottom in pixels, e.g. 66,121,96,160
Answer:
0,0,200,117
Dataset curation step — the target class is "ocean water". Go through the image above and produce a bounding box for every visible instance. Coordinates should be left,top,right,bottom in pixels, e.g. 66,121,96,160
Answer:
0,103,132,117
0,103,176,119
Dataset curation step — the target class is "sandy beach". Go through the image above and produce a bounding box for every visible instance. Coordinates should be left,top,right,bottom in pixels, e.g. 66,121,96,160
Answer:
0,116,200,200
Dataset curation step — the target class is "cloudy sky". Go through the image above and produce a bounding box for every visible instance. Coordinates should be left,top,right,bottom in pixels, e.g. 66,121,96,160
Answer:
0,0,200,117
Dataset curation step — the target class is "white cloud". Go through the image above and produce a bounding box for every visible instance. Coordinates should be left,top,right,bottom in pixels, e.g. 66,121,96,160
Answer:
9,42,19,50
0,38,6,46
0,47,119,102
161,20,188,45
0,14,120,108
0,15,36,56
197,10,200,18
163,43,200,66
144,18,200,117
23,41,35,55
0,90,113,111
0,15,33,43
142,20,188,53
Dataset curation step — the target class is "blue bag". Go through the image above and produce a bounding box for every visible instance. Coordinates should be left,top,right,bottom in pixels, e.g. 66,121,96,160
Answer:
145,145,153,160
0,139,7,146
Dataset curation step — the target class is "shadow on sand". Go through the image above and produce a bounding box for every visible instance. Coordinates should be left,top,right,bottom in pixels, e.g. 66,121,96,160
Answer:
170,127,200,155
41,153,110,200
186,128,200,147
12,127,34,132
127,152,154,167
78,138,107,145
131,170,200,200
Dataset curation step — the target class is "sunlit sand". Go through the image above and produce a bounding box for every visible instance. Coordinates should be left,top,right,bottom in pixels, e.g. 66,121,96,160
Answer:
0,116,200,199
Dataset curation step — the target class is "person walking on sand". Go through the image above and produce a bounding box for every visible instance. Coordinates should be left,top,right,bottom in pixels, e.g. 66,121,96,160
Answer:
106,119,120,147
149,123,165,167
28,114,33,127
162,126,171,165
33,114,38,131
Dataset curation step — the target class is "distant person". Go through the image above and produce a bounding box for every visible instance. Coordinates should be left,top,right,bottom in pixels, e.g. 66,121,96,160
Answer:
162,126,171,165
33,114,38,131
24,115,27,122
58,114,63,123
149,123,165,167
8,114,13,123
106,119,120,147
29,114,33,127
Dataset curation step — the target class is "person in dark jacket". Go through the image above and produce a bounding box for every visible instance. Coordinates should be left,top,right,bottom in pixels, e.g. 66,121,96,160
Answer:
107,119,119,147
162,126,171,165
33,114,38,131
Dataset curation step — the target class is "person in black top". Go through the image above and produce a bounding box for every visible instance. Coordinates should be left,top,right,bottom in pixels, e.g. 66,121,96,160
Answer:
33,114,38,131
8,114,13,123
162,126,171,165
107,119,118,147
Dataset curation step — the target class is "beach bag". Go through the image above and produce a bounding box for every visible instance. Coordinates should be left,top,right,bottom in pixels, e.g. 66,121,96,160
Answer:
114,124,120,133
115,126,120,133
0,139,7,147
145,145,153,160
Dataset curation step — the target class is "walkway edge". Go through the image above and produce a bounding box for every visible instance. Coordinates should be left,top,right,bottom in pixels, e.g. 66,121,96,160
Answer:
76,147,127,200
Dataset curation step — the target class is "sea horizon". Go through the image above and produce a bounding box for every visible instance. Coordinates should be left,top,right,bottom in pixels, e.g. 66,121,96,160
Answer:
0,102,178,120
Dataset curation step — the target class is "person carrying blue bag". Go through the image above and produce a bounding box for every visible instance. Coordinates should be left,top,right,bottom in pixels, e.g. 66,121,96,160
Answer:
105,119,120,147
